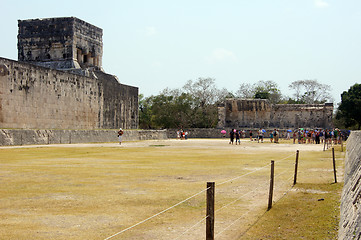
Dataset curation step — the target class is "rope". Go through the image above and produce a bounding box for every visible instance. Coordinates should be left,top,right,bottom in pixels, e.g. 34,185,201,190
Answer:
103,187,210,240
275,152,296,163
218,152,295,187
216,180,269,214
215,208,253,238
218,162,271,186
174,215,209,240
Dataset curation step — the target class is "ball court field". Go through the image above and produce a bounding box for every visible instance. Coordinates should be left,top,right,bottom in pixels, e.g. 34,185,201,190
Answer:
0,139,344,239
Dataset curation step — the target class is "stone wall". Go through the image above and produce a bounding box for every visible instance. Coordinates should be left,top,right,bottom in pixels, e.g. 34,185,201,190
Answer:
218,99,333,129
18,17,103,70
0,57,138,129
167,128,224,139
0,129,167,146
167,128,293,139
339,131,361,239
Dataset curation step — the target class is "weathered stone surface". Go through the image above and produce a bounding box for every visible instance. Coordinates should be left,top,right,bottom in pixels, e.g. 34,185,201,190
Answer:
0,17,138,130
0,57,138,129
18,17,103,70
339,131,361,240
0,129,167,146
218,99,333,129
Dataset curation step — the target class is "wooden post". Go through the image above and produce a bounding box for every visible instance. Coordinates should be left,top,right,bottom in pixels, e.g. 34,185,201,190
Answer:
268,161,275,211
332,148,337,183
293,150,299,185
206,182,215,240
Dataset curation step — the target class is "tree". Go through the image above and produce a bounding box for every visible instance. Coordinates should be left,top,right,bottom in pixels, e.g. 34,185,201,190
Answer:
288,79,332,104
235,83,254,99
235,80,282,103
182,78,225,128
138,94,153,129
336,83,361,129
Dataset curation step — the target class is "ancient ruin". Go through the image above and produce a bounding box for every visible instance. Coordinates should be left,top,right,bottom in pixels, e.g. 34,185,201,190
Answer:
217,99,333,129
0,17,138,130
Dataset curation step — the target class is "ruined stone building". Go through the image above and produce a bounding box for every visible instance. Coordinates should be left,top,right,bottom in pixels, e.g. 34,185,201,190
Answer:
0,17,138,130
217,99,333,129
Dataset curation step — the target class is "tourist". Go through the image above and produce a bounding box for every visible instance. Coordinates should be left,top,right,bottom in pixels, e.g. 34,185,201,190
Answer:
229,129,235,144
242,130,246,139
307,131,311,144
270,131,274,143
320,130,324,143
293,131,297,144
258,128,264,143
274,129,279,143
286,131,291,140
235,130,240,145
311,130,316,144
315,129,320,144
297,129,302,144
117,128,124,145
333,128,339,145
249,130,253,141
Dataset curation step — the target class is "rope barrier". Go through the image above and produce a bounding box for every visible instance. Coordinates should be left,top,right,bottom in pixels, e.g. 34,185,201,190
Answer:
103,187,210,240
104,150,299,239
218,162,271,186
275,152,296,163
218,152,295,187
215,208,253,238
174,215,209,240
216,180,269,214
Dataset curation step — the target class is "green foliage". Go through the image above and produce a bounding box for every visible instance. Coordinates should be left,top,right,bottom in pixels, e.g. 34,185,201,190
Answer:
254,91,270,100
335,83,361,129
139,78,224,129
139,78,339,129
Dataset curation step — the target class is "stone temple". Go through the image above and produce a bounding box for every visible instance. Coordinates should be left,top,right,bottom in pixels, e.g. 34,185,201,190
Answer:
0,17,138,130
217,99,333,130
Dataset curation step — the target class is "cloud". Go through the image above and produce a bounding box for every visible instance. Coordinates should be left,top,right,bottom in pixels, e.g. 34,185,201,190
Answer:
206,48,237,63
314,0,329,8
145,26,157,36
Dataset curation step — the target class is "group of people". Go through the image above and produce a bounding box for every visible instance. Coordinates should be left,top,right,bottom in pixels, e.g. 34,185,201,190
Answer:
229,129,245,145
177,129,189,140
292,128,345,145
227,128,347,145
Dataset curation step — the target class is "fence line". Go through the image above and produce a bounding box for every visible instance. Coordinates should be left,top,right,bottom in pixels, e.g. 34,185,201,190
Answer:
216,180,269,215
218,152,295,187
217,170,296,239
272,174,295,203
103,148,335,239
215,154,296,216
103,187,210,240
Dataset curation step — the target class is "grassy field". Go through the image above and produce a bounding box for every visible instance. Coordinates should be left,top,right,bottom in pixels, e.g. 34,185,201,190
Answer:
0,139,345,239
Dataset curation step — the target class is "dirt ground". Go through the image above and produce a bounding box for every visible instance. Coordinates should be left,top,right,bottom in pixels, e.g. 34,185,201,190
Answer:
0,138,330,151
0,138,344,240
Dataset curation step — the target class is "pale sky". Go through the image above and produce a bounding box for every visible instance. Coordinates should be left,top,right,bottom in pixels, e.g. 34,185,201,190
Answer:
1,0,361,104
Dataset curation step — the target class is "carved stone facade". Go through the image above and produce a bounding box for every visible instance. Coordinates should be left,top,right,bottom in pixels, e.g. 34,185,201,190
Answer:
218,99,333,129
0,17,138,130
18,17,103,70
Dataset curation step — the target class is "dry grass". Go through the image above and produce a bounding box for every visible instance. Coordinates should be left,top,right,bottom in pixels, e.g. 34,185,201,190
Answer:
0,139,345,239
